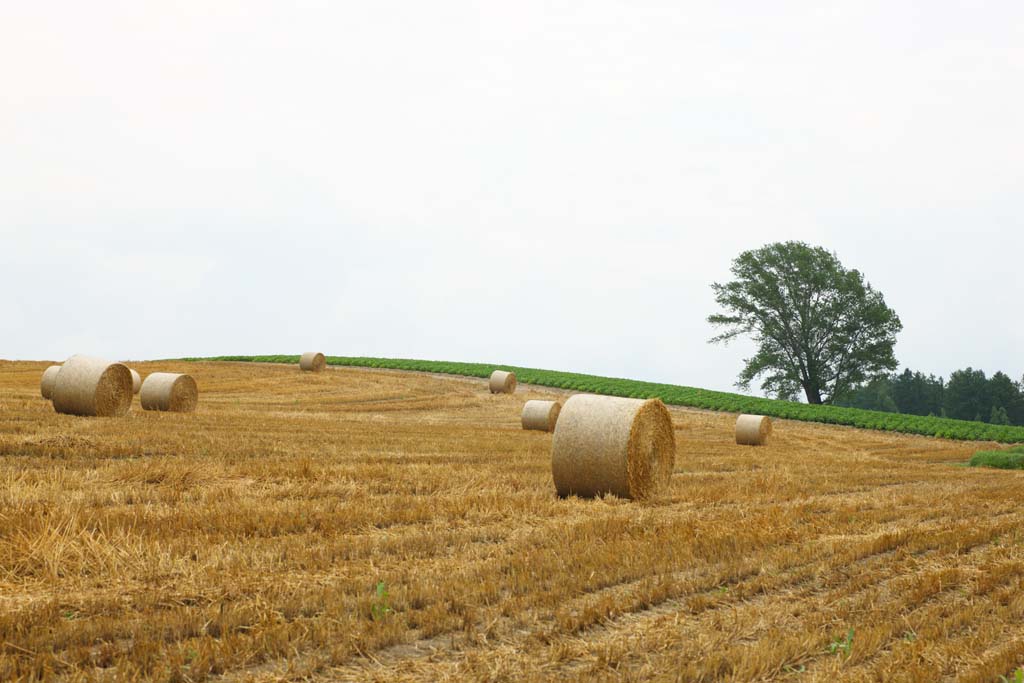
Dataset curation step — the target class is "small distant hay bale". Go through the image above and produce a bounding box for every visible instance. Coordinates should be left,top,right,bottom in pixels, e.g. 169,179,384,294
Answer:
489,370,516,394
129,369,141,395
551,394,675,500
736,414,772,446
300,352,326,373
40,365,61,399
522,400,561,432
140,373,199,413
51,355,133,417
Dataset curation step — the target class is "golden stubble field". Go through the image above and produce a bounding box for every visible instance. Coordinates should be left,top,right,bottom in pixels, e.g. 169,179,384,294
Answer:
2,360,1023,682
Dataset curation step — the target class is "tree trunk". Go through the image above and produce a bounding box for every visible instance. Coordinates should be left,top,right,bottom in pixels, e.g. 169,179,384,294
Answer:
804,385,823,404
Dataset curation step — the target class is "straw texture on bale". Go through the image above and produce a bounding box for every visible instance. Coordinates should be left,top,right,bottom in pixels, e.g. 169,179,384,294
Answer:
521,400,561,432
736,414,773,446
130,369,141,395
40,365,61,400
51,355,133,417
551,394,675,500
140,373,199,413
488,370,516,394
299,352,326,373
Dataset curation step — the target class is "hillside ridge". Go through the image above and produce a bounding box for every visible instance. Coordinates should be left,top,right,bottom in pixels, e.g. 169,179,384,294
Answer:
183,355,1024,444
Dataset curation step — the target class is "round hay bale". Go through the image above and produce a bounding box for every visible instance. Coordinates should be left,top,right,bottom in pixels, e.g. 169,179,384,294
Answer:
40,365,61,400
489,370,516,394
300,352,326,373
736,414,772,446
52,355,133,417
551,394,675,500
140,373,199,413
522,400,561,432
130,369,141,395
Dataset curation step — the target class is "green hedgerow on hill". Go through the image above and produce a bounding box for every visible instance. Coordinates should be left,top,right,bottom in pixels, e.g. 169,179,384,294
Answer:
181,355,1024,444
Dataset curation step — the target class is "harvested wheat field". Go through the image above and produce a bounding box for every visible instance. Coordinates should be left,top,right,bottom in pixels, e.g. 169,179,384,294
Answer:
3,360,1024,682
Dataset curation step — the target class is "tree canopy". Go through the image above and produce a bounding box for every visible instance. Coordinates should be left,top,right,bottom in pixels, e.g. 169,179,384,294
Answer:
708,241,902,404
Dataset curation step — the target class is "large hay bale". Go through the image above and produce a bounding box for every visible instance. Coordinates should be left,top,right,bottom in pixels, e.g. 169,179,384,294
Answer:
736,414,772,446
551,394,675,500
140,373,199,413
489,370,516,394
130,369,141,395
522,400,561,432
52,355,133,417
40,365,61,399
300,352,326,373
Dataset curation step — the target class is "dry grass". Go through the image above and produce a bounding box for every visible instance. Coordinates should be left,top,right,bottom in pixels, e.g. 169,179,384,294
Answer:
1,359,1023,682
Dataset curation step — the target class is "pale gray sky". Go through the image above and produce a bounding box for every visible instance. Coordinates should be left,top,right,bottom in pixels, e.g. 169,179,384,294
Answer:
2,2,1022,393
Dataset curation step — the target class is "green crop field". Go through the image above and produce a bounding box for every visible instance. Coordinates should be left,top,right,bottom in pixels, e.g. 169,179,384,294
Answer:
184,356,1024,444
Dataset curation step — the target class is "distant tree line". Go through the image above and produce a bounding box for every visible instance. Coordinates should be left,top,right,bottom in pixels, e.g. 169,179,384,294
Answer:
834,368,1024,425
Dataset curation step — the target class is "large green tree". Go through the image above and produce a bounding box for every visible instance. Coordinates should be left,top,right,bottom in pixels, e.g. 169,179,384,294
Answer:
708,241,902,404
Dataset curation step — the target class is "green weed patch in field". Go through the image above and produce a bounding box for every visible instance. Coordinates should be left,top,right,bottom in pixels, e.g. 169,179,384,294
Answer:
183,355,1024,444
969,446,1024,470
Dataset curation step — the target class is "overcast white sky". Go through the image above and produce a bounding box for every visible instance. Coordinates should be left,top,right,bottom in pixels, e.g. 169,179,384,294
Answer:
2,2,1022,393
